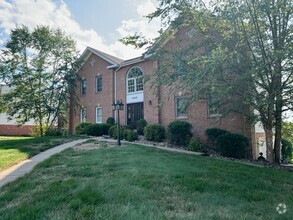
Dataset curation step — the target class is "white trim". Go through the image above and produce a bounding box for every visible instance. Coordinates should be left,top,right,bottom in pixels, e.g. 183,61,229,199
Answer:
95,107,103,124
126,66,144,94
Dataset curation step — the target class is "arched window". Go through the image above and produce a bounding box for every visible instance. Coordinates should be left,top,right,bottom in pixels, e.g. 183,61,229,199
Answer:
127,67,143,94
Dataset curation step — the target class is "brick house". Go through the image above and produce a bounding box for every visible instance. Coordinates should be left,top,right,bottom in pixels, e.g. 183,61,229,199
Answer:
70,26,262,159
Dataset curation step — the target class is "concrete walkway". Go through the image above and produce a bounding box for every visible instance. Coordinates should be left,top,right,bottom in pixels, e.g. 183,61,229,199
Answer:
0,139,88,188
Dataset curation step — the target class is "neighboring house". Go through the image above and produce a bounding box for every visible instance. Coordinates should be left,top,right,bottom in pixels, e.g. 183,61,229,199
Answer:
70,26,265,159
0,84,35,136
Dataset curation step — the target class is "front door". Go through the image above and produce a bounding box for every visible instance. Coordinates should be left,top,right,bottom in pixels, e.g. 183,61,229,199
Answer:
127,102,144,129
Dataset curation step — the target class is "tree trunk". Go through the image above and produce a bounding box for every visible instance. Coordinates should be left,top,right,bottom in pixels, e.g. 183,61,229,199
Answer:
264,125,274,162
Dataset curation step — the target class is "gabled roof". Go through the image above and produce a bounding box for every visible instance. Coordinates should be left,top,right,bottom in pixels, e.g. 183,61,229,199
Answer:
80,47,124,67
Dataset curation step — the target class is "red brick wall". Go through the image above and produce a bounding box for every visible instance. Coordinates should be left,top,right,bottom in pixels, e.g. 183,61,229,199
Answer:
0,125,35,136
73,53,115,130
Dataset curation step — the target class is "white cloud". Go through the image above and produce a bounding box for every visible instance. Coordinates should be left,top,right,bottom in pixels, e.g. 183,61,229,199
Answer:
0,0,161,60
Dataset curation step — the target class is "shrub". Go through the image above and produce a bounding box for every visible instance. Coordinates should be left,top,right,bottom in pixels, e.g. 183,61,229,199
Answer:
106,117,115,126
217,133,248,159
144,124,165,142
75,122,92,135
101,123,112,135
205,128,230,149
136,119,148,135
108,125,116,138
123,129,138,142
187,138,204,152
84,124,103,136
167,121,192,146
45,128,63,136
281,138,292,163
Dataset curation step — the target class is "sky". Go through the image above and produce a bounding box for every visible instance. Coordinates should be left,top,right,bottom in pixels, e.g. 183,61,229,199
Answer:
0,0,161,60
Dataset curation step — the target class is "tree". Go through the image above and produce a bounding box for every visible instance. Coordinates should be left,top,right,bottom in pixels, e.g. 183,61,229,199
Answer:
0,25,80,136
121,0,292,162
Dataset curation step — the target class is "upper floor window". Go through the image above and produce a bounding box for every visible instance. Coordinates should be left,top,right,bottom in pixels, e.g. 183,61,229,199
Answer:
208,94,220,117
81,79,86,95
80,107,86,122
127,67,143,94
175,97,189,119
96,76,102,93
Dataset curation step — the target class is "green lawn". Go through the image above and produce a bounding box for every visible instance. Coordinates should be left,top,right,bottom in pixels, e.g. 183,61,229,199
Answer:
0,143,292,220
0,135,82,172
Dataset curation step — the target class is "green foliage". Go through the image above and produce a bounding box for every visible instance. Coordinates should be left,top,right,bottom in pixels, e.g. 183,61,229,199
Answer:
108,125,116,138
0,25,80,136
281,139,292,163
136,119,148,135
106,117,115,126
123,129,138,142
205,128,230,149
144,124,165,142
101,123,112,135
217,133,249,159
167,121,192,146
187,137,204,152
75,122,92,135
45,128,63,136
282,122,293,144
84,124,103,136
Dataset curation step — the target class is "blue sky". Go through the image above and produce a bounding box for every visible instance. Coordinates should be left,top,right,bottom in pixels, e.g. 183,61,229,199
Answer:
0,0,161,59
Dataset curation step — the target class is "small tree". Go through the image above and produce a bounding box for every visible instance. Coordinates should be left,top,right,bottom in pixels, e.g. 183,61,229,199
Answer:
0,25,80,136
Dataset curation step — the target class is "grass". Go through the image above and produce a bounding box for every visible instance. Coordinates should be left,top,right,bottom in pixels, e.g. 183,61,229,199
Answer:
0,135,82,172
0,143,292,219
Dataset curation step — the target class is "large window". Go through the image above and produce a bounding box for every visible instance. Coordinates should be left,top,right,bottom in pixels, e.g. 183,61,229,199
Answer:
81,79,86,95
96,76,102,93
127,67,143,94
80,108,86,122
96,107,102,123
175,97,189,119
208,94,220,117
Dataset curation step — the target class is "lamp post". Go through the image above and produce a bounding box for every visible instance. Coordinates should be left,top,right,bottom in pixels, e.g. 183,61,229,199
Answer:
112,99,124,146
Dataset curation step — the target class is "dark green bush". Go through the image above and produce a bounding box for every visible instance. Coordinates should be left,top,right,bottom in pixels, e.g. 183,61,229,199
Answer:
108,125,116,138
45,128,63,136
187,137,204,152
136,119,148,135
217,133,248,159
144,124,165,142
205,128,230,142
281,138,292,163
123,129,138,142
168,121,192,146
106,117,115,126
84,124,103,136
75,122,92,134
101,123,112,135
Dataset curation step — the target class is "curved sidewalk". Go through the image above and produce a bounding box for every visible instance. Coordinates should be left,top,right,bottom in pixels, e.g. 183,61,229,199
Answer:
0,139,88,188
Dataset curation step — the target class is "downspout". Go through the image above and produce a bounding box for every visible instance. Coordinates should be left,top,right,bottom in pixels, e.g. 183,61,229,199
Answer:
114,65,122,121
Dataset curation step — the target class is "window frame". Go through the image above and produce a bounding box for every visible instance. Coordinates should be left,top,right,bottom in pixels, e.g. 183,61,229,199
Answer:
96,76,102,93
207,94,220,117
127,66,144,94
81,79,86,95
95,107,102,124
175,96,189,119
80,108,86,122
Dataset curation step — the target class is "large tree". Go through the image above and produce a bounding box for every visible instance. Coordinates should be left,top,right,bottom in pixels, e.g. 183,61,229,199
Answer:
122,0,292,162
0,25,80,136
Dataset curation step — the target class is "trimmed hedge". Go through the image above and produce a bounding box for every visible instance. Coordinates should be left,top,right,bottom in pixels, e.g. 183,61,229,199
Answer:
168,121,192,146
281,138,292,163
106,117,115,126
144,124,165,142
205,128,230,142
217,133,248,159
101,123,112,135
109,125,133,139
84,124,103,136
75,122,92,134
137,119,148,135
187,138,204,152
123,129,138,142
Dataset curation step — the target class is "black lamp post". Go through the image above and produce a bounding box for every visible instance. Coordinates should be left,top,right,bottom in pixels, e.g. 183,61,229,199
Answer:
112,99,124,146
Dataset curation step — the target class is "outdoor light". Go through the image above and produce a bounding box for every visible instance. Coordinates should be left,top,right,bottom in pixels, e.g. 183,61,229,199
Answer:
112,100,124,146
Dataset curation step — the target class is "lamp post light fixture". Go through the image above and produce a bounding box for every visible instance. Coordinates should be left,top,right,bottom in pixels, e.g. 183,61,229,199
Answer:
112,99,124,146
